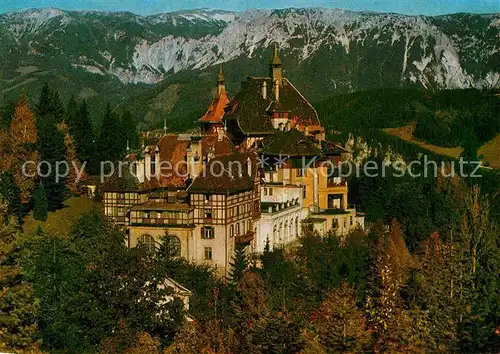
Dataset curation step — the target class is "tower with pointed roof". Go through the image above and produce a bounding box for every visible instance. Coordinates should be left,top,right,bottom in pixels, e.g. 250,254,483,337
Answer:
270,43,283,87
217,65,225,98
199,66,230,134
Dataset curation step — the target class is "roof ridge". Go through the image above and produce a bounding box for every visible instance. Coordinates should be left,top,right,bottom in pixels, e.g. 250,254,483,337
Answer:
283,77,320,123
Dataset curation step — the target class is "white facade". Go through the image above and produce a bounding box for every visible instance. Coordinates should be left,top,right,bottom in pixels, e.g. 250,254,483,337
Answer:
257,184,303,252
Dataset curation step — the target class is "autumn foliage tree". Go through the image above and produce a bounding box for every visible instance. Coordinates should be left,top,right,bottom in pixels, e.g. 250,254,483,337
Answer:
1,92,40,203
302,282,369,353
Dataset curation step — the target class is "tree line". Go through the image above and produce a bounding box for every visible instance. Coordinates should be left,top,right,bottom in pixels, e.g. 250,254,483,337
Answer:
0,85,140,220
0,174,498,353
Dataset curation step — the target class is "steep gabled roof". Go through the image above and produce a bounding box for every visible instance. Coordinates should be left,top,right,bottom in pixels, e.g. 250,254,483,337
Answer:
199,88,230,124
101,167,141,192
187,152,256,194
260,129,322,157
224,77,321,135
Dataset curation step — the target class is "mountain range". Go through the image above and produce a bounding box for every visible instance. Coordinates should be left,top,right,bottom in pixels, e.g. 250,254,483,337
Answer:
0,7,498,130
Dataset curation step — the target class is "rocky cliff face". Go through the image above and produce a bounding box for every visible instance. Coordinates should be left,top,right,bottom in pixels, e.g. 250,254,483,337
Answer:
1,8,498,89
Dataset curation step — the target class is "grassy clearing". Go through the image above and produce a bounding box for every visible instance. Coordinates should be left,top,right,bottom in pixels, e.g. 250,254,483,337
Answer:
384,124,463,159
478,134,500,169
23,197,96,237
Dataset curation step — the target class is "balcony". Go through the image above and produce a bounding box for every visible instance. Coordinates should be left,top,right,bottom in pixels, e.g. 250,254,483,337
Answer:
327,179,347,188
236,231,254,245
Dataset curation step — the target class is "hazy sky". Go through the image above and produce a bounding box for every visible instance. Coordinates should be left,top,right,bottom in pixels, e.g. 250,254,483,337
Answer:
0,0,498,16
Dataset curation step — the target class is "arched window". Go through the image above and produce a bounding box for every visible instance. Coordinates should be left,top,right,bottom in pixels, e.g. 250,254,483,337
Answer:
295,217,299,237
139,234,156,253
162,235,181,257
289,221,293,240
284,221,288,241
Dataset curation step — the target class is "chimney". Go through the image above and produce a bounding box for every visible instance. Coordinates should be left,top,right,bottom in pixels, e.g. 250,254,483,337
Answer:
262,81,267,100
274,79,280,102
247,157,252,177
217,127,224,142
155,145,160,179
144,146,151,181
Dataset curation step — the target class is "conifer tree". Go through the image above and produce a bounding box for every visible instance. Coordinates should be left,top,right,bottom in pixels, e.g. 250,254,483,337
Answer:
65,95,78,127
36,85,67,210
98,103,124,162
121,110,139,150
0,171,22,220
0,100,16,130
33,183,48,221
458,186,500,351
58,122,85,194
37,113,67,210
229,242,249,285
0,193,39,351
71,100,97,174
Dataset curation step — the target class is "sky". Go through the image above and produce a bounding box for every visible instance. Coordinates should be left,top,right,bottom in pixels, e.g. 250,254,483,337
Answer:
0,0,498,16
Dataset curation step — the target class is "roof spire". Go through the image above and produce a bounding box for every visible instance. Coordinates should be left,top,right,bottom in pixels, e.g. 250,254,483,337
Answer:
163,118,167,135
218,64,225,83
271,43,282,65
126,139,130,152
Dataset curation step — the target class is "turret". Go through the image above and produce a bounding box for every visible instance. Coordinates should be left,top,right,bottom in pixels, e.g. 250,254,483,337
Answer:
217,65,225,98
269,43,283,87
187,136,203,179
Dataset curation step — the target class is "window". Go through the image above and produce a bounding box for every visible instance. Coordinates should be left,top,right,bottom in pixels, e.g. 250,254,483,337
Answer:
303,186,307,198
117,193,125,201
297,168,305,177
162,235,181,257
204,209,213,220
204,247,213,260
236,223,240,235
230,225,234,237
268,188,273,196
151,161,156,176
117,207,125,217
332,219,339,229
202,227,215,239
139,234,156,253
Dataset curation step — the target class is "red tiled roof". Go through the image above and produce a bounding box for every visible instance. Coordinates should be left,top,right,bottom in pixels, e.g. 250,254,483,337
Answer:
199,88,230,124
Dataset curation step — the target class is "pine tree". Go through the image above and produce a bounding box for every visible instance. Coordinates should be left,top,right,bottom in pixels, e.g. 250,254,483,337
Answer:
458,186,500,351
0,193,39,351
36,85,67,210
0,171,22,220
229,242,249,285
37,114,67,210
65,95,78,127
0,100,16,130
121,110,139,150
98,103,124,162
33,183,48,221
70,100,96,173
